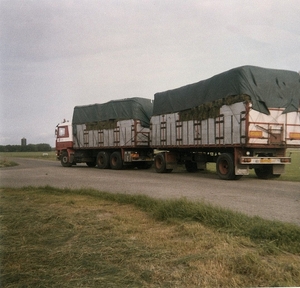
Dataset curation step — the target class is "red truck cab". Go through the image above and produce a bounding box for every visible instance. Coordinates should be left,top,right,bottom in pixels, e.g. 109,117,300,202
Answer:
55,121,74,166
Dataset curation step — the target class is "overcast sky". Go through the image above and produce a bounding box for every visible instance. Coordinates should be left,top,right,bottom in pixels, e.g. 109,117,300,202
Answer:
1,0,299,146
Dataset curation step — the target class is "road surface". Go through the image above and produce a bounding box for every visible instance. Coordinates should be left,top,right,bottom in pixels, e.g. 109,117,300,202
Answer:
1,158,299,226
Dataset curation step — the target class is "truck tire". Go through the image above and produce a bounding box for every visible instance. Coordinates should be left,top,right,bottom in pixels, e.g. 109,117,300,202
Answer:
60,151,72,167
216,153,237,180
110,151,123,170
255,165,273,179
97,151,111,169
154,153,172,173
185,160,198,172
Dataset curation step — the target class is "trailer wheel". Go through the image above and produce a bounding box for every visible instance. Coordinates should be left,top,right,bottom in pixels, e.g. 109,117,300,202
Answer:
154,153,172,173
110,152,123,170
61,152,72,167
185,161,198,172
216,153,236,180
97,151,111,169
254,165,273,179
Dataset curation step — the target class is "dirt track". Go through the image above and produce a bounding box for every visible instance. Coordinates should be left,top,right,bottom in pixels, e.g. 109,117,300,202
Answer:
1,158,300,226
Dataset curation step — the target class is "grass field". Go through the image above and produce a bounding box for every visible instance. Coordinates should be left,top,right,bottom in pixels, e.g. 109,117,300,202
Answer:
1,186,300,287
0,151,57,161
1,150,299,286
0,151,57,168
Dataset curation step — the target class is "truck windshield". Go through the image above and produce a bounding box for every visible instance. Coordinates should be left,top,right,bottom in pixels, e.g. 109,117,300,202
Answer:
58,126,69,138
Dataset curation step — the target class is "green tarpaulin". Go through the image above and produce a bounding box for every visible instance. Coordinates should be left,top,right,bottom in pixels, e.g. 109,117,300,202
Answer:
153,66,300,115
72,97,153,128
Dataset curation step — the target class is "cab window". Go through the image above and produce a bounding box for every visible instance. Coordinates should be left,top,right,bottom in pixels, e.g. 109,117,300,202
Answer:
58,126,69,138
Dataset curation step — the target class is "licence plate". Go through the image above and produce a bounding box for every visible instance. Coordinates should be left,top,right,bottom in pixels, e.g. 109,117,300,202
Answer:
260,158,272,163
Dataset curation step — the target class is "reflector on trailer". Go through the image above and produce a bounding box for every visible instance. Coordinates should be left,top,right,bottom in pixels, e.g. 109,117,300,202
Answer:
289,132,300,140
249,130,263,138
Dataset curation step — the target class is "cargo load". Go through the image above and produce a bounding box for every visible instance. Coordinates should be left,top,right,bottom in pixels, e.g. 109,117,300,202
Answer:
153,65,300,116
55,65,300,180
73,97,153,128
56,97,153,169
72,97,153,149
151,66,300,179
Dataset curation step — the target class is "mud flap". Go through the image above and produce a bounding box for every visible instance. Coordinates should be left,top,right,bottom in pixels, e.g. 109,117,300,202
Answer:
273,164,285,175
235,164,249,175
165,152,177,170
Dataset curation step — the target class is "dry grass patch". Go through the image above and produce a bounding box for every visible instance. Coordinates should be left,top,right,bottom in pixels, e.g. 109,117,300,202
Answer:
1,187,300,287
0,158,18,168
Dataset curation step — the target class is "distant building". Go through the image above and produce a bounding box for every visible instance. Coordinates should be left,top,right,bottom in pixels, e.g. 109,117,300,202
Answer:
21,138,27,146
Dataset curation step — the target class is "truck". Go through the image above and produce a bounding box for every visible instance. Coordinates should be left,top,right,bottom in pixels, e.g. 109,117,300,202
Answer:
56,65,300,180
150,65,300,179
55,97,154,169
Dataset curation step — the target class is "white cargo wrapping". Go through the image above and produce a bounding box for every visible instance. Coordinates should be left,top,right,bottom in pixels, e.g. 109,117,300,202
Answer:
150,102,300,148
73,119,150,149
151,102,246,147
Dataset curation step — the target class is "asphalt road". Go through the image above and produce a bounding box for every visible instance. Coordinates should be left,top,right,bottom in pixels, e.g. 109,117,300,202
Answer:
1,158,300,226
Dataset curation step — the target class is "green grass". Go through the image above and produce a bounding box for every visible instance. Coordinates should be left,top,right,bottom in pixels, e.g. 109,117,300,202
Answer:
40,185,300,254
1,186,300,287
0,151,56,168
0,151,57,161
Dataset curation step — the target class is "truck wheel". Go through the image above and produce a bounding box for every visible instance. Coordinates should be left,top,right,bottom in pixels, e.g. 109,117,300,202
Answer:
61,152,72,167
97,151,111,169
154,153,172,173
255,165,273,179
216,153,236,180
185,161,198,172
110,152,123,170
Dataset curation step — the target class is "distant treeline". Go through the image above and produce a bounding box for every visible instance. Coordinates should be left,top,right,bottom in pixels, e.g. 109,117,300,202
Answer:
0,143,52,152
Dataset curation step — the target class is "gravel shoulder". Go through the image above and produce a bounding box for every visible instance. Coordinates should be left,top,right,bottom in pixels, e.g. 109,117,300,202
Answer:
1,158,300,226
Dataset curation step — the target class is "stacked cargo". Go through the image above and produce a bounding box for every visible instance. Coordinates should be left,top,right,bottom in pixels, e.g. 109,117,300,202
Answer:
150,66,300,179
56,97,153,169
72,97,153,149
